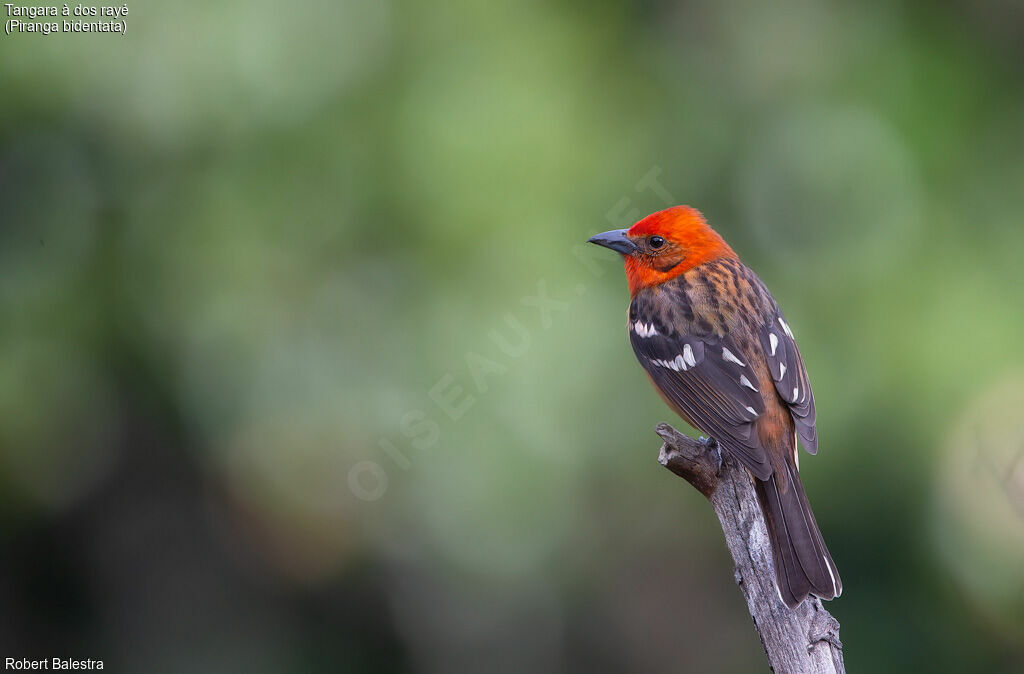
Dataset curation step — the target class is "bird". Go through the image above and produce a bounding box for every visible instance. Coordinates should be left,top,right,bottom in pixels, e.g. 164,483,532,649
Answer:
588,205,841,608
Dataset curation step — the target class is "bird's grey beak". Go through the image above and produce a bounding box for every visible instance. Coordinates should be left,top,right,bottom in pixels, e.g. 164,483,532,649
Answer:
587,229,637,255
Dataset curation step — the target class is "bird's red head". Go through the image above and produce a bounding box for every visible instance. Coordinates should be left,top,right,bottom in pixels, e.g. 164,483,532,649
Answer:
588,206,737,295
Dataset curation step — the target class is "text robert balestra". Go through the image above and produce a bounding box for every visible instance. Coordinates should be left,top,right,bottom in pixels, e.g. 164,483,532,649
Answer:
5,659,103,670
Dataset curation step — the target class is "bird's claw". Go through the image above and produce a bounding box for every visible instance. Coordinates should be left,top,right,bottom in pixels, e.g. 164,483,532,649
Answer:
699,436,723,473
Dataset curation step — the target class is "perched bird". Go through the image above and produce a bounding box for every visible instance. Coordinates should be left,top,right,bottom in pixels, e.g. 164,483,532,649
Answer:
588,205,841,608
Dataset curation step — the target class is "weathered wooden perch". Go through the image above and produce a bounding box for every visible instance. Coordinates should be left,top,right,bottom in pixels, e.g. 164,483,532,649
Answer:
656,422,845,674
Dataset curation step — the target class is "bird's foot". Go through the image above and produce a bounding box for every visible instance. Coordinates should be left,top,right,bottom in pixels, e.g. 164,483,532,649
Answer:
698,436,723,473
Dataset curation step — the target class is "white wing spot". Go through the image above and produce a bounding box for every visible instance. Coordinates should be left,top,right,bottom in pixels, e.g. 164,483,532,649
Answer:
778,317,794,338
778,362,787,379
722,347,745,367
739,375,758,391
792,386,799,401
632,321,658,337
769,333,779,356
745,405,758,417
651,355,690,372
682,343,697,368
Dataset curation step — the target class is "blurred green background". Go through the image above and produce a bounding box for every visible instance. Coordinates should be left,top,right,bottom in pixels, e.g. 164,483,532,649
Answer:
3,0,1024,671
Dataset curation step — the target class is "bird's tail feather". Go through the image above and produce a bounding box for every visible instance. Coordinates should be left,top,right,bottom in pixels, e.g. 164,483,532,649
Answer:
754,463,842,608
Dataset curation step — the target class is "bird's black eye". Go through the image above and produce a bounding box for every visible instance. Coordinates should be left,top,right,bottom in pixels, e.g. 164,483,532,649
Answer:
648,236,665,250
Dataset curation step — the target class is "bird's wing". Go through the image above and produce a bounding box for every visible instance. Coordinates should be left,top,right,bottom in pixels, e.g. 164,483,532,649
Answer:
628,317,772,479
758,314,817,454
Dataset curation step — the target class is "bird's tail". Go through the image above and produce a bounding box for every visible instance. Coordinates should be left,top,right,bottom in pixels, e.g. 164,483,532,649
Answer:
754,462,842,608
